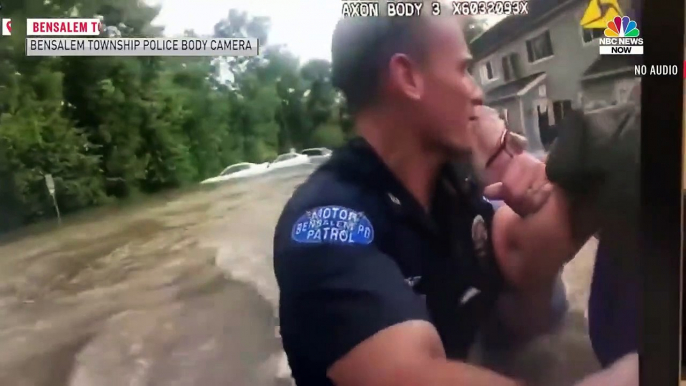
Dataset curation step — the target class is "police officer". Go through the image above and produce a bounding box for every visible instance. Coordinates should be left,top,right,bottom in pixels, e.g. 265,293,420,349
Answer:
273,10,594,386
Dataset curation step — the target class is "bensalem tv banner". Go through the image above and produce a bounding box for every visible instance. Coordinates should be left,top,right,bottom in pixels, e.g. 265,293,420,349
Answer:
25,37,259,57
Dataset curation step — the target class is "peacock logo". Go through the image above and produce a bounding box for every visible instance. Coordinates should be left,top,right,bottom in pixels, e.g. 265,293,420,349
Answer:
604,16,640,37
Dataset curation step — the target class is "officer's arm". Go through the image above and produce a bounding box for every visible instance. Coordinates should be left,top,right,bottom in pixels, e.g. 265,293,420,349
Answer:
329,321,523,386
275,203,523,386
573,352,638,386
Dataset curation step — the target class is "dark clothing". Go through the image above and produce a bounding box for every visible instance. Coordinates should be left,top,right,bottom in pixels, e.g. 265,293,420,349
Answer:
273,138,505,385
588,241,638,368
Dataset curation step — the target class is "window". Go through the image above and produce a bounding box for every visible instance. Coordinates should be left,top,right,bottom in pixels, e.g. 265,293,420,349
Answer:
221,164,250,176
552,100,573,125
526,31,554,62
582,28,604,44
538,85,546,97
302,149,323,156
274,154,297,162
502,56,513,82
536,99,554,148
480,61,495,81
501,53,521,82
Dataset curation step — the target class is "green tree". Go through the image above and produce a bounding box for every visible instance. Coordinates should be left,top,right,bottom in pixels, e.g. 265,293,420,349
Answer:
463,15,489,43
0,69,106,220
0,0,351,230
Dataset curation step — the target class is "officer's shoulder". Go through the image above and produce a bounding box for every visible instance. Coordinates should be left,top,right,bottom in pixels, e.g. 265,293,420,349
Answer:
285,167,376,216
275,166,384,247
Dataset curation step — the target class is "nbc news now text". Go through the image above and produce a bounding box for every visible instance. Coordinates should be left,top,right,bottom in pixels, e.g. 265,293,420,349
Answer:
599,37,643,55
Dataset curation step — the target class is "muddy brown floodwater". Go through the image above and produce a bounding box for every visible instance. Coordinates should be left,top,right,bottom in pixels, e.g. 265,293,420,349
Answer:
0,165,600,386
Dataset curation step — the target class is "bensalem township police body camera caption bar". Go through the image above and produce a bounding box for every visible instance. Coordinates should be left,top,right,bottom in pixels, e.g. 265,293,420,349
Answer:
25,37,259,57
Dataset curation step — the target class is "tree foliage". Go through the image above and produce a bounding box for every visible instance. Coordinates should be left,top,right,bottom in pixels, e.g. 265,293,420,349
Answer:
463,15,489,43
0,0,351,228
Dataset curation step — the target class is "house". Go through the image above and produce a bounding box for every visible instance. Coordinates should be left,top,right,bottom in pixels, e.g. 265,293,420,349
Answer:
469,0,640,152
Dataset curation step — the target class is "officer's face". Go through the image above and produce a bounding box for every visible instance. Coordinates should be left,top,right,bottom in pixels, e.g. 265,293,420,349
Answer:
416,17,484,155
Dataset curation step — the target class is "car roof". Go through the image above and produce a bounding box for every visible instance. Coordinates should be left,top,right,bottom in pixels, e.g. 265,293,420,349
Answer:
228,162,255,167
222,162,255,172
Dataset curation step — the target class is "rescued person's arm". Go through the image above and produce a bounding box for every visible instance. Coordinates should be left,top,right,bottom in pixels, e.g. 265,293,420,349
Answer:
469,107,596,338
493,100,640,290
485,101,638,339
471,107,595,292
490,180,593,291
487,157,594,339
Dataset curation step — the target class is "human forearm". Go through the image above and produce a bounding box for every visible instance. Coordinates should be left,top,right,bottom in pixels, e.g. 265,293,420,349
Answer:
494,185,594,292
483,276,568,347
574,353,638,386
486,184,591,341
334,357,524,386
329,321,526,386
409,358,524,386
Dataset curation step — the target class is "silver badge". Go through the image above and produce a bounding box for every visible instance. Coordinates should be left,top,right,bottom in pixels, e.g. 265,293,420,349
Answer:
471,215,489,264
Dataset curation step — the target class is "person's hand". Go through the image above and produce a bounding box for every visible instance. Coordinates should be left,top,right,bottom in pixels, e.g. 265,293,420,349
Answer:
469,105,551,217
469,106,528,185
483,153,553,217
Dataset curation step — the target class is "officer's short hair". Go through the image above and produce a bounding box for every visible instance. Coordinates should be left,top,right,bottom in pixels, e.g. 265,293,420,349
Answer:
332,2,451,114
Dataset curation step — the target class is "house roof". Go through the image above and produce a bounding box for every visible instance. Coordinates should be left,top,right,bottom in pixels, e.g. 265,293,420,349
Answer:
470,0,583,60
485,72,546,104
581,55,640,80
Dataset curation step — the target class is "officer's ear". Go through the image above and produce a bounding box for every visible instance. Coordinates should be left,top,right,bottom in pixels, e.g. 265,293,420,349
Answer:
387,53,424,102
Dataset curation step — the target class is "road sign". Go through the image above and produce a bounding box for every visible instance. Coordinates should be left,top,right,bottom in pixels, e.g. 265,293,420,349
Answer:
1,18,10,36
581,0,623,29
45,174,55,194
45,174,61,224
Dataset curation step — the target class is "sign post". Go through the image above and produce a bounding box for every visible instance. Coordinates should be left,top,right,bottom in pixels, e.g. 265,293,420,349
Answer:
45,174,61,225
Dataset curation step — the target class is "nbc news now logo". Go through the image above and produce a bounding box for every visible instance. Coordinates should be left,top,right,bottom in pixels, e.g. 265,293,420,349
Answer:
598,16,643,55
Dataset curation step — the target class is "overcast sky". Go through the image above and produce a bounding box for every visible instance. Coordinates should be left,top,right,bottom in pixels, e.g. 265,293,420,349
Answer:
148,0,503,62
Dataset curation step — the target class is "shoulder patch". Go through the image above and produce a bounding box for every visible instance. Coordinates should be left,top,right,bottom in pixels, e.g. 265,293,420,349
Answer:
291,205,374,245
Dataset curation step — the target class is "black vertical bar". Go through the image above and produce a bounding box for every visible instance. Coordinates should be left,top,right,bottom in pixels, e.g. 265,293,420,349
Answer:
640,0,684,383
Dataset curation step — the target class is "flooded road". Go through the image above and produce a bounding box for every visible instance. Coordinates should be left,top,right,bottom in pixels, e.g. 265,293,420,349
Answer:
0,164,599,386
0,167,310,386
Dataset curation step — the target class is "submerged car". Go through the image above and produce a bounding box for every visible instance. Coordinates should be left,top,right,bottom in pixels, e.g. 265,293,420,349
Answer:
266,152,309,170
301,147,332,163
200,162,268,184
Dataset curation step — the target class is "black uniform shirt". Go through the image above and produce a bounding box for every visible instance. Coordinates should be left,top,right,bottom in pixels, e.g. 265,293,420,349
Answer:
273,137,505,385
